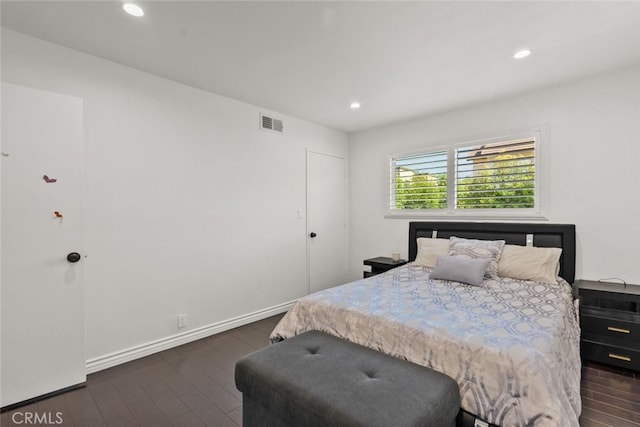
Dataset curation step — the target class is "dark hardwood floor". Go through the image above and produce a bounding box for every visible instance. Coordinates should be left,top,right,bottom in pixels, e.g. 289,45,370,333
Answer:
580,361,640,427
2,314,639,426
1,314,284,427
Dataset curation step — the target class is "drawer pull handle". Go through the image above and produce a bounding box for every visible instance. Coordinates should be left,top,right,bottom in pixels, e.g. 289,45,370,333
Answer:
607,326,631,334
608,353,631,362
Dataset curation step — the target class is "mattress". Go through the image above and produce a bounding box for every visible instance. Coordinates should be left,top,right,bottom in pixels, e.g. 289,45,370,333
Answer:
270,263,581,427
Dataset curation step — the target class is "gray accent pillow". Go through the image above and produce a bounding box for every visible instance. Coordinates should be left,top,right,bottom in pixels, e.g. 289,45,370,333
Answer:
448,236,505,278
429,255,490,286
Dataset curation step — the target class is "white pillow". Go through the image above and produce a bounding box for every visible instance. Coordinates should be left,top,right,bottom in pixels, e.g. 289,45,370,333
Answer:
448,236,505,278
498,245,562,284
414,238,449,268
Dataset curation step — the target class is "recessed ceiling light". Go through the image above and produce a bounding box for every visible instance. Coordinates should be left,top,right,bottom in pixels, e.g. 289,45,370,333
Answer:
513,49,532,59
350,102,361,110
123,3,144,17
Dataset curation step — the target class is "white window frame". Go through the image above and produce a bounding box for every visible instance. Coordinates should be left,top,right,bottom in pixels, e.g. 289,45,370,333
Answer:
386,127,549,220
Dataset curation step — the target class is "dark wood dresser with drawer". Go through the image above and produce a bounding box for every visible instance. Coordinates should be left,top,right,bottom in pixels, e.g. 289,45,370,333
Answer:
578,279,640,371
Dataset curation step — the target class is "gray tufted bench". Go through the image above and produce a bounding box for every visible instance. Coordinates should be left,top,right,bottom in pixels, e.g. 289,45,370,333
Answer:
235,330,460,427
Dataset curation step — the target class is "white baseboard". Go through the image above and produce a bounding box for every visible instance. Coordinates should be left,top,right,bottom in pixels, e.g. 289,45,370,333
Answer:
85,300,296,374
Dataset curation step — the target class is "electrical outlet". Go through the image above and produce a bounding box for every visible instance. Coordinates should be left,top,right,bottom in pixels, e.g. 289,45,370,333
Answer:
177,313,187,329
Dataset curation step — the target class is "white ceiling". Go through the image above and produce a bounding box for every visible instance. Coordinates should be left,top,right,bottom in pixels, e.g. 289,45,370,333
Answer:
2,1,640,133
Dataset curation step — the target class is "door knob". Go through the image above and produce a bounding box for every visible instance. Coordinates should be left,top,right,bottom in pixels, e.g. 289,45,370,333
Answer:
66,252,81,263
309,232,317,238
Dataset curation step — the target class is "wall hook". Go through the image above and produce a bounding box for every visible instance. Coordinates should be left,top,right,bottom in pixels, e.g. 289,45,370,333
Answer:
54,211,63,218
43,175,58,183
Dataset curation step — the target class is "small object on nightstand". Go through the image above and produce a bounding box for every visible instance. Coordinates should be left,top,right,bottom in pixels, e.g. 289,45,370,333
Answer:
577,279,640,371
363,256,407,278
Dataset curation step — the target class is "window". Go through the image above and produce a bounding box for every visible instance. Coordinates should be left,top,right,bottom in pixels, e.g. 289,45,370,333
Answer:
393,150,448,210
389,131,545,218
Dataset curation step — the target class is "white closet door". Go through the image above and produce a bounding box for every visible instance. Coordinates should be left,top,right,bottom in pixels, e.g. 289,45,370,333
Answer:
1,83,86,407
307,151,347,294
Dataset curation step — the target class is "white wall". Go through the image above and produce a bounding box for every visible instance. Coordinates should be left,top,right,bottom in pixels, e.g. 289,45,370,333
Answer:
349,65,640,284
1,29,348,364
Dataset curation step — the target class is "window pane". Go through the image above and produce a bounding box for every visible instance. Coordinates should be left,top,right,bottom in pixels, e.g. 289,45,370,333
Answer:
455,138,535,209
392,151,447,209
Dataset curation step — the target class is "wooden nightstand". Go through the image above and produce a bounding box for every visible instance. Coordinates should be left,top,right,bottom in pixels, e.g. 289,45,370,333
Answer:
363,257,407,278
578,279,640,371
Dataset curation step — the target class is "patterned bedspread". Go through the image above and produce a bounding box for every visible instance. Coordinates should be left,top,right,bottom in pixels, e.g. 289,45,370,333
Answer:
270,263,581,427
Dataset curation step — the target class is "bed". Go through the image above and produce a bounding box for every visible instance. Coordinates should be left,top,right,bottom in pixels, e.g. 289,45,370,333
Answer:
270,222,581,427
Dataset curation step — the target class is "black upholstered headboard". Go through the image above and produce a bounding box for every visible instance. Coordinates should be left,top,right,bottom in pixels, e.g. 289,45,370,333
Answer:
408,222,576,283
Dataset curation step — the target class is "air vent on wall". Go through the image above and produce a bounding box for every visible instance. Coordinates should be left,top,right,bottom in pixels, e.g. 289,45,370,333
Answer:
260,114,284,133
